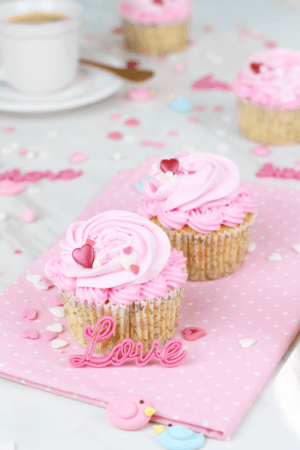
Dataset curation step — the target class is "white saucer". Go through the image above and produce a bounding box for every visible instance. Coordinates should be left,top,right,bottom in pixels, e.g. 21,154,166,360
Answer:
0,62,124,113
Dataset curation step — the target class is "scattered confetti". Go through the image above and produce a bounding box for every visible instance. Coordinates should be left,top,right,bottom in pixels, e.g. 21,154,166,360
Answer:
41,331,59,342
140,140,152,147
188,117,199,123
14,249,22,254
70,152,88,163
239,339,256,349
154,142,165,149
22,209,35,224
110,113,121,120
11,142,20,150
49,307,65,318
21,328,39,340
46,323,63,333
248,243,256,253
19,148,29,156
265,41,276,48
108,132,123,140
51,339,68,349
170,97,194,113
252,145,270,157
192,74,231,91
127,87,153,102
213,105,223,111
3,126,15,133
196,106,205,112
168,131,179,137
256,163,300,180
0,180,27,196
268,252,282,261
174,63,185,73
182,327,206,341
52,295,63,307
124,118,140,127
22,308,37,320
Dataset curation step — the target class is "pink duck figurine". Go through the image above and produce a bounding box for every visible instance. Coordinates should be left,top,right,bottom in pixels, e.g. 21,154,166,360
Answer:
107,396,156,431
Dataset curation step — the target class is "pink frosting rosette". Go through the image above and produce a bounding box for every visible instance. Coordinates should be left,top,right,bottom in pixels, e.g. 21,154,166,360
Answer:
232,48,300,109
138,151,256,233
120,0,192,25
45,210,186,305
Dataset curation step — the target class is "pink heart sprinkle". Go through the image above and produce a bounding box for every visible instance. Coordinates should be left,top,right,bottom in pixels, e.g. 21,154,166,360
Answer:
41,277,54,289
52,295,63,307
160,158,180,174
124,118,140,127
70,152,88,164
14,249,22,254
188,117,199,123
3,126,15,133
196,106,205,112
22,328,39,340
41,331,58,342
265,41,276,48
213,105,223,111
0,180,27,196
86,238,95,246
72,244,94,268
182,327,206,341
108,132,123,140
22,308,37,320
131,265,140,275
188,170,196,175
252,145,270,157
123,246,133,255
154,142,165,149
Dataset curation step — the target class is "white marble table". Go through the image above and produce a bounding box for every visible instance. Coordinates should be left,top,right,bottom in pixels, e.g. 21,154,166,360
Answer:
1,0,300,448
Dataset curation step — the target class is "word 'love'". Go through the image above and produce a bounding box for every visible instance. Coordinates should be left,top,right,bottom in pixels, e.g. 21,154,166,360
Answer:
69,316,187,368
0,168,82,182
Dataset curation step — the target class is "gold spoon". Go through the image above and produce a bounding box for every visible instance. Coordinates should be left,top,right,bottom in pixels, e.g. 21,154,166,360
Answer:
80,58,154,83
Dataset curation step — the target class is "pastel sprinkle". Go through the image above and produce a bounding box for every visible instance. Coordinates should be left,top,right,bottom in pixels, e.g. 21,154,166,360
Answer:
140,140,152,147
124,118,140,127
21,328,39,340
3,126,15,133
22,209,35,224
252,145,270,157
196,106,205,112
188,117,199,123
108,132,123,140
110,113,121,120
168,131,179,137
213,105,223,112
153,142,165,149
70,152,88,163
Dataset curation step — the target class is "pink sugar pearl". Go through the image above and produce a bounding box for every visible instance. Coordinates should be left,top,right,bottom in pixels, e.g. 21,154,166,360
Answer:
22,209,35,223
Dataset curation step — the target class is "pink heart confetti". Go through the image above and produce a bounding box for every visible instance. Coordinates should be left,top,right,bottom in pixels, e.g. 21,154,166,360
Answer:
0,180,27,196
3,126,15,133
22,308,37,320
182,327,206,341
252,145,270,157
196,106,205,112
41,277,54,289
108,132,123,140
213,105,223,111
41,331,59,342
265,41,276,48
174,63,185,73
192,74,231,91
131,265,140,275
123,246,133,255
22,328,39,340
52,295,63,307
71,152,88,164
72,244,94,268
188,117,199,123
160,158,179,174
14,249,22,254
124,118,140,127
19,148,29,156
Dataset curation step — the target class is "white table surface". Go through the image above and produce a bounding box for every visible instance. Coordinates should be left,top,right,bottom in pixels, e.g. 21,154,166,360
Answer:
1,0,300,448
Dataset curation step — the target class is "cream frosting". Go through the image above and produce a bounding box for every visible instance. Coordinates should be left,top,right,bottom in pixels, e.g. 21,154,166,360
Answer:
138,151,256,233
120,0,192,25
232,49,300,109
45,210,186,305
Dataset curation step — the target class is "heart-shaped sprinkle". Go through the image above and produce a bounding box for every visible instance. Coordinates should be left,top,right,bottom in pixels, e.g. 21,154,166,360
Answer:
22,328,39,340
182,327,206,341
52,295,63,307
46,323,63,333
14,249,22,254
34,281,49,291
120,253,136,271
250,62,261,74
22,308,37,320
187,170,196,175
51,339,68,349
86,238,95,246
49,307,65,318
72,244,94,268
41,277,54,289
239,339,256,349
70,152,88,164
26,274,42,284
130,264,140,275
160,158,180,174
268,252,282,261
123,246,133,255
153,0,163,4
41,331,59,342
124,118,140,127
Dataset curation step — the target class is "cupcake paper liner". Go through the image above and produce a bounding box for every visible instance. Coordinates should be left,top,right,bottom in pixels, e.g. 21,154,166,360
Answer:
151,213,256,282
60,285,184,354
122,19,189,55
237,99,300,146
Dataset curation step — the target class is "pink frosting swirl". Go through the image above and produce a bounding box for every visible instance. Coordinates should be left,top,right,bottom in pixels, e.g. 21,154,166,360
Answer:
138,151,256,233
232,49,300,109
45,211,186,305
120,0,192,25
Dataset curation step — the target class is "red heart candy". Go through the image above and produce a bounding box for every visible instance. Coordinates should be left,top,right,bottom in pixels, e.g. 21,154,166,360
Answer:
182,327,206,341
153,0,163,4
72,244,94,269
188,170,196,175
123,246,133,255
41,331,59,342
160,158,179,174
22,308,37,320
131,265,140,275
250,62,261,74
22,328,39,340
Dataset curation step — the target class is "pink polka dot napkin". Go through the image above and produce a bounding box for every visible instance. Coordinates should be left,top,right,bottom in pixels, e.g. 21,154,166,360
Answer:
1,156,300,440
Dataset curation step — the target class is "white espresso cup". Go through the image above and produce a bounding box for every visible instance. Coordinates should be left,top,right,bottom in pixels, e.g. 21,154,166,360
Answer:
0,0,84,94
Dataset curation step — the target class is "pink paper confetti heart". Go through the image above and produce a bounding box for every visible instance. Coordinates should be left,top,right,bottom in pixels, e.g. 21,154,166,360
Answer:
41,331,59,342
196,105,205,111
188,117,199,123
41,277,54,289
124,118,140,127
182,327,206,341
252,145,270,157
72,244,94,268
160,158,179,174
52,295,63,307
123,246,133,255
192,74,231,91
22,308,37,320
108,132,123,140
71,152,88,164
131,265,140,275
22,328,39,340
14,249,22,254
3,126,15,133
19,148,29,156
213,105,223,111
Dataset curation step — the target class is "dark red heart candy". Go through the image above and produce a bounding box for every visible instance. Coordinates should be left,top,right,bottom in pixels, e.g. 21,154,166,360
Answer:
72,244,94,269
160,158,179,174
250,62,261,74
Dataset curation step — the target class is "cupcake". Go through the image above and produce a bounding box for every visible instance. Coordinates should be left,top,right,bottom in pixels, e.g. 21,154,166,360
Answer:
120,0,192,56
232,49,300,145
138,151,256,281
45,211,186,353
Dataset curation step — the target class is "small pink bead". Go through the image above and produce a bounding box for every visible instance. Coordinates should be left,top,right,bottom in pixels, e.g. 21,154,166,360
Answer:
127,87,152,102
252,145,270,157
22,209,35,223
174,63,185,73
196,106,205,112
